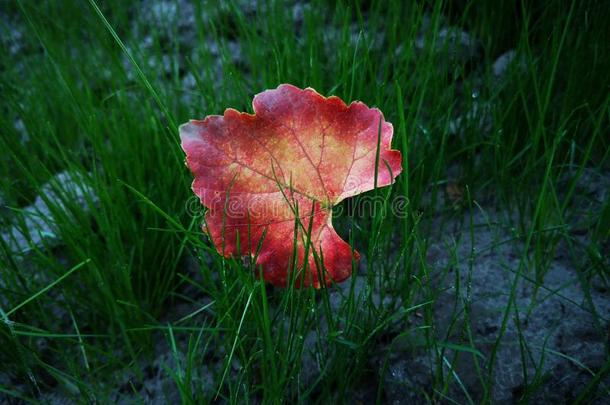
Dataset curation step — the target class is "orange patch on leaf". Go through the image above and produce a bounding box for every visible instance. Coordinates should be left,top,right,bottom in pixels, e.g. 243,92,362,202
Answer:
180,84,402,287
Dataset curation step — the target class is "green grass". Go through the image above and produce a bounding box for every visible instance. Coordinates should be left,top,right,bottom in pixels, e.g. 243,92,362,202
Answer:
1,0,609,403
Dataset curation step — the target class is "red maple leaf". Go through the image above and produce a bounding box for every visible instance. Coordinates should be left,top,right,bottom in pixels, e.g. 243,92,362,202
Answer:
180,84,402,287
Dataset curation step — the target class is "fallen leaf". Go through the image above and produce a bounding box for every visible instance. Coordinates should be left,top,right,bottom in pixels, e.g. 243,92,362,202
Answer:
180,84,402,287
